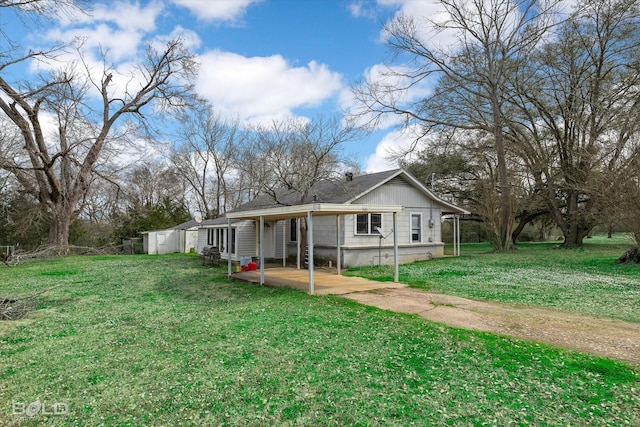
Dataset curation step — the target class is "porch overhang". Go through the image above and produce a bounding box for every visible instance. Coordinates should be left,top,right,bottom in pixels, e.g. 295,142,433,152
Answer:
226,203,403,221
225,203,403,295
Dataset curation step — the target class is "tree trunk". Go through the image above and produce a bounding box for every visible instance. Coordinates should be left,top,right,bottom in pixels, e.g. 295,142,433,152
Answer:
560,191,589,247
511,210,548,244
46,203,74,252
493,120,514,251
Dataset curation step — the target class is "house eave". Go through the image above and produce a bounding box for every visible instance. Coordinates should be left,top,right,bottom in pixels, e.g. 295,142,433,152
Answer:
226,203,404,221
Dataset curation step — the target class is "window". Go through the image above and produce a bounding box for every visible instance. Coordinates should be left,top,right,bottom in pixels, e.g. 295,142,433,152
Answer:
217,229,223,250
411,213,422,243
207,229,214,246
290,218,297,242
355,213,382,235
218,229,226,252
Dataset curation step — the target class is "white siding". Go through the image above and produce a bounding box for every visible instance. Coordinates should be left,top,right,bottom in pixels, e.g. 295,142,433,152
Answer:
308,175,449,267
355,176,432,207
312,216,338,246
197,221,254,261
350,175,443,246
184,229,198,253
234,221,255,261
274,221,285,258
143,230,181,254
196,229,208,253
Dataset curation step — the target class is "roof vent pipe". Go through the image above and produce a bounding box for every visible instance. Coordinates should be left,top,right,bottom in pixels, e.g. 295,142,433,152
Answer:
345,172,353,182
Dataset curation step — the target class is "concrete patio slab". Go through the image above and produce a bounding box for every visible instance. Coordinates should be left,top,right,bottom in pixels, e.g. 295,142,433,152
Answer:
231,267,405,295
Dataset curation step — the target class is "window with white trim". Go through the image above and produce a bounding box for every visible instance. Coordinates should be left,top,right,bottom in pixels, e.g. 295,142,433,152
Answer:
411,213,422,243
207,229,214,246
355,213,382,235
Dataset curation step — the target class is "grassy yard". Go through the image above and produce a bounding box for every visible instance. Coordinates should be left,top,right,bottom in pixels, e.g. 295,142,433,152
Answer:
1,250,639,426
349,234,640,323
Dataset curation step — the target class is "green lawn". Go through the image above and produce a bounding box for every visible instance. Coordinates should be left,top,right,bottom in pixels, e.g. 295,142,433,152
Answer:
348,234,640,323
1,250,639,426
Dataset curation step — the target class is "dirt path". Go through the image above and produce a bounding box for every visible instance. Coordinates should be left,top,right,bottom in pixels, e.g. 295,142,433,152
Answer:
342,287,640,366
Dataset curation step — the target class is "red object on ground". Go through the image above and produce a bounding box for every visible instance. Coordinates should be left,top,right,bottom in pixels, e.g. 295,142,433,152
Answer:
247,261,257,271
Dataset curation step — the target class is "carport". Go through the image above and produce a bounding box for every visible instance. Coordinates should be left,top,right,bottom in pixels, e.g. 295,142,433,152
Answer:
225,203,403,295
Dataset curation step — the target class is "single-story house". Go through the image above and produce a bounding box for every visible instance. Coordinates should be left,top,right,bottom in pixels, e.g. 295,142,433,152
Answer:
196,168,468,271
141,219,200,254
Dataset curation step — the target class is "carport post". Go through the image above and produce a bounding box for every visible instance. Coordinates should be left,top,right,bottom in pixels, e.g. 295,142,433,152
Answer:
227,218,232,277
282,219,286,267
452,215,456,256
296,217,301,270
393,211,399,283
336,215,341,275
453,215,460,256
307,211,314,295
260,215,265,285
457,215,461,256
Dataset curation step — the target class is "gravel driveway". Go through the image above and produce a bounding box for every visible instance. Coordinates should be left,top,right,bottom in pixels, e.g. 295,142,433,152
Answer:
343,287,640,366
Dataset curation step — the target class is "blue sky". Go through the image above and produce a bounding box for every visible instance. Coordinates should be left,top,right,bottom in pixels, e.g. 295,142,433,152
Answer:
1,0,456,172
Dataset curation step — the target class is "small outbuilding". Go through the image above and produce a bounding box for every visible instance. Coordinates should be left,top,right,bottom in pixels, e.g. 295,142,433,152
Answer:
141,219,200,254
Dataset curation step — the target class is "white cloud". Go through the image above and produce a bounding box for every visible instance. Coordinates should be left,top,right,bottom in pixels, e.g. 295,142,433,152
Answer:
348,0,380,19
57,1,163,33
43,1,166,63
364,126,422,173
151,25,202,51
44,24,144,63
196,50,343,123
170,0,261,22
342,62,434,132
376,0,464,56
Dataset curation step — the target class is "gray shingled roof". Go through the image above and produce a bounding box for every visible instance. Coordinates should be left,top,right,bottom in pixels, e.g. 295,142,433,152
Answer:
172,219,201,230
232,169,402,212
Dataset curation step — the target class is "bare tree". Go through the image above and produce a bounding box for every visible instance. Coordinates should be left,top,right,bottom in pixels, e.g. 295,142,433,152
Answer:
171,103,245,218
0,0,80,13
509,0,640,247
236,115,362,260
623,154,640,246
403,128,549,244
1,0,87,53
352,0,559,251
240,115,361,205
0,33,197,249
